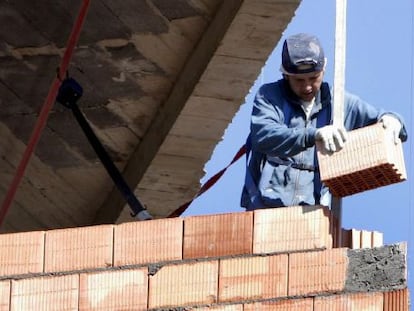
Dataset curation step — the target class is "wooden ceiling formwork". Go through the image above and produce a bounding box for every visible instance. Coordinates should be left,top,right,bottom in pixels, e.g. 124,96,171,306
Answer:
0,0,301,232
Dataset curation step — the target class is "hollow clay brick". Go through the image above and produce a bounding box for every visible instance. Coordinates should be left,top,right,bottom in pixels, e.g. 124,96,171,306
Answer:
361,230,373,248
372,231,384,247
183,211,253,259
10,275,78,310
0,281,10,311
314,292,383,311
219,254,288,302
288,248,348,296
341,229,384,249
79,268,148,310
44,224,113,273
351,229,362,249
317,123,407,197
0,230,44,276
383,289,410,311
114,217,183,266
253,205,332,253
149,260,219,309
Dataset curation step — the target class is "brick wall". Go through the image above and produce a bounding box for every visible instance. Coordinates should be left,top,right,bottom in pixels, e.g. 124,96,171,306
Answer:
0,205,409,310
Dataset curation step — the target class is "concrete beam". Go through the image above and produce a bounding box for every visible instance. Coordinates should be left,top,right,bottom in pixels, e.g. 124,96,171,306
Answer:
93,0,244,224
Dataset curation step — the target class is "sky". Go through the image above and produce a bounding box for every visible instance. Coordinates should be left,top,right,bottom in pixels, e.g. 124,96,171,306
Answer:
183,0,414,302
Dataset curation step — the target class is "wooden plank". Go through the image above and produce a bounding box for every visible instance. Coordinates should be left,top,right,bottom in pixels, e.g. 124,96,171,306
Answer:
161,135,219,159
218,2,300,59
171,17,208,43
181,96,240,120
194,78,252,101
201,55,263,83
169,115,230,140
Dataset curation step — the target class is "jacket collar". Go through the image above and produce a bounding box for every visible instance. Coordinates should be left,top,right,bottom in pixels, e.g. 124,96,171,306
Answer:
280,78,331,109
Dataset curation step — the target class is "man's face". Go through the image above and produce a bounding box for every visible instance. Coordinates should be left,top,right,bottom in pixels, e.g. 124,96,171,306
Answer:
285,70,324,101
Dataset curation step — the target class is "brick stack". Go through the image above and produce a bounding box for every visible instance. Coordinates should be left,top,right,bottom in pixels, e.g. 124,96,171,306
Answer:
0,205,409,310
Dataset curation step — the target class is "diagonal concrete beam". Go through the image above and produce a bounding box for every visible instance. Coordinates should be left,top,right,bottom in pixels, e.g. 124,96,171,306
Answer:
93,0,244,224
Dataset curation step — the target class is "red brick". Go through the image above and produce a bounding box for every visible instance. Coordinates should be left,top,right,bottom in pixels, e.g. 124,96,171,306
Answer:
219,254,288,302
0,281,10,311
384,289,410,311
114,217,183,266
0,231,44,276
253,205,332,253
317,123,406,197
288,248,348,296
11,274,78,310
79,268,148,310
184,212,253,259
244,298,313,310
149,260,219,309
44,225,113,272
314,292,383,310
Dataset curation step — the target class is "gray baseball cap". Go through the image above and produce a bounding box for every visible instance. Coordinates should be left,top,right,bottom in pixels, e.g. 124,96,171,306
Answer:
281,33,325,74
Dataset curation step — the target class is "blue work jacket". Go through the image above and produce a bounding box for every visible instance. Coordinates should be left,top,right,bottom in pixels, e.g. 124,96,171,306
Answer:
241,79,407,210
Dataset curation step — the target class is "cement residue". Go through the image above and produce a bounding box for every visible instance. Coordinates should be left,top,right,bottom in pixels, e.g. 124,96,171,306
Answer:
345,243,407,292
148,263,164,276
150,308,190,311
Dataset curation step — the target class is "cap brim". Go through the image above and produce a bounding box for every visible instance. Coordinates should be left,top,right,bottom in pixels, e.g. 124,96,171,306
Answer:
280,58,327,75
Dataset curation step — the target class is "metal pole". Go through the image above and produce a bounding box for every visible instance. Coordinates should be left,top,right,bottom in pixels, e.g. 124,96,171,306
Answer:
331,0,348,247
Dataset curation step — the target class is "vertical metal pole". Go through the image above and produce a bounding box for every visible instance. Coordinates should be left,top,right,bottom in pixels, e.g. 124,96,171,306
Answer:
331,0,348,247
333,0,347,127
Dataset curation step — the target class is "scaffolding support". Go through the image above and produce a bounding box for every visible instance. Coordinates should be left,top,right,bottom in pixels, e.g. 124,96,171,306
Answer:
331,0,348,246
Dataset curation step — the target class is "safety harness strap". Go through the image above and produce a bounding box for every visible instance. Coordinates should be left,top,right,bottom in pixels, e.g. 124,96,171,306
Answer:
168,144,247,218
266,157,317,172
0,0,91,227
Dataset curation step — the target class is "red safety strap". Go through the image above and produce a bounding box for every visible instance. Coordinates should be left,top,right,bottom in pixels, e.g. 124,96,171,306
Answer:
168,144,247,218
0,0,91,226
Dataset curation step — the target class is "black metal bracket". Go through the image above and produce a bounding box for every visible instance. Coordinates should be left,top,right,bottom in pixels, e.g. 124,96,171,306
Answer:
56,77,152,221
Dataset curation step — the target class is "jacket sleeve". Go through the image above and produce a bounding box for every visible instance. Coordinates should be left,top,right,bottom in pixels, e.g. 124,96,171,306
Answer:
250,84,317,157
343,92,408,142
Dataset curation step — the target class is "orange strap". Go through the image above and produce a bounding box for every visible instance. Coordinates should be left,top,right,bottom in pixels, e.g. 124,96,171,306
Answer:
0,0,91,226
168,144,247,218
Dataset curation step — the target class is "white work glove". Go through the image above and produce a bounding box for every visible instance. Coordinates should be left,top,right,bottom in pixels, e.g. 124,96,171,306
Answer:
379,114,402,144
315,125,348,153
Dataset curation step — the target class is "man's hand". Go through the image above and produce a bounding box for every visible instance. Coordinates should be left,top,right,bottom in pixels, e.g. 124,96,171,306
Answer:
315,125,348,153
379,114,402,144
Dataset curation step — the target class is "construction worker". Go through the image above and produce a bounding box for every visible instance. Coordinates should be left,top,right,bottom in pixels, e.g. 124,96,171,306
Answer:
241,33,407,210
